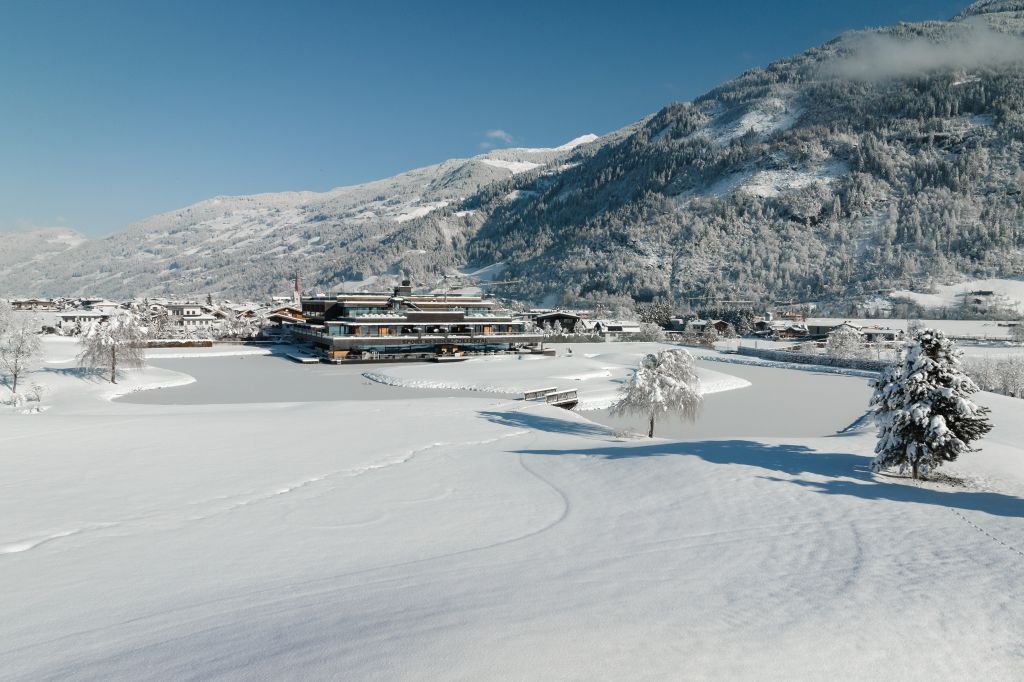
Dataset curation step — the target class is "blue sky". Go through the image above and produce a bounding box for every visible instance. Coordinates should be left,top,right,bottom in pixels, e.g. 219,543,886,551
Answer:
1,0,967,237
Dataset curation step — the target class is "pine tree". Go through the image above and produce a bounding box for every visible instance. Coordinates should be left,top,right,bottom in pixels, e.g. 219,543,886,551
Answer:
870,328,992,480
77,310,148,384
611,348,702,438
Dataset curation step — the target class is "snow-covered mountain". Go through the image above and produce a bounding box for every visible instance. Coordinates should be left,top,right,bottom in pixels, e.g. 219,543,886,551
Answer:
0,138,604,298
465,0,1024,306
7,1,1024,306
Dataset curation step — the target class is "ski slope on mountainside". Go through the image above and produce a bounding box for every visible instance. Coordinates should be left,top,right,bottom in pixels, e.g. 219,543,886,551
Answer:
1,340,1022,680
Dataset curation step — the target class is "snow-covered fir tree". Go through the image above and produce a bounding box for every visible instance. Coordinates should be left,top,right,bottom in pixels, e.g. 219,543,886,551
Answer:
870,328,992,480
77,309,148,384
611,348,702,438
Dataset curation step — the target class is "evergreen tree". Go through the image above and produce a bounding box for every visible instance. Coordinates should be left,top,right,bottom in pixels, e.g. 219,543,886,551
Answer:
611,348,702,437
870,328,992,480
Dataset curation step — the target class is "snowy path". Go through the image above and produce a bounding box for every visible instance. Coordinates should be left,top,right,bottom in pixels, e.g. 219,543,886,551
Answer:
1,342,1023,679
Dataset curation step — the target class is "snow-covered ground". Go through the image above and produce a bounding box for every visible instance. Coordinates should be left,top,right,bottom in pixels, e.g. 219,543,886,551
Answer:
363,343,751,410
2,339,1023,679
891,277,1024,314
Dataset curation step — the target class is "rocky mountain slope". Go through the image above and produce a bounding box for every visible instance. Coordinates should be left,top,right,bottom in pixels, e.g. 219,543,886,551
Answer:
5,1,1024,307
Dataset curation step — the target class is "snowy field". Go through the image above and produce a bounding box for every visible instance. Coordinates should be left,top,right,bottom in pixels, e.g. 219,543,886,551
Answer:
2,339,1024,680
892,277,1024,314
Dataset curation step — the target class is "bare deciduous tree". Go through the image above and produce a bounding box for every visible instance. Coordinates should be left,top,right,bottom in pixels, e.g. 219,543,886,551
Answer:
77,310,148,384
0,316,41,394
611,348,702,438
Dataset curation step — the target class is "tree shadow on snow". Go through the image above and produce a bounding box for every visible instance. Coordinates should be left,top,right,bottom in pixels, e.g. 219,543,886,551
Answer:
479,409,613,438
514,439,1024,519
38,366,108,381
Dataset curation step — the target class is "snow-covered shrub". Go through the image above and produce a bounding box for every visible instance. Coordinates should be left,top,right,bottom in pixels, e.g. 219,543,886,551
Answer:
611,348,702,438
826,325,865,359
633,323,667,343
870,329,992,480
24,382,46,403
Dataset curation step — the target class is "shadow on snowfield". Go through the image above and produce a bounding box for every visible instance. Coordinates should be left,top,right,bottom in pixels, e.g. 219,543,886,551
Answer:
479,409,613,438
514,439,1024,519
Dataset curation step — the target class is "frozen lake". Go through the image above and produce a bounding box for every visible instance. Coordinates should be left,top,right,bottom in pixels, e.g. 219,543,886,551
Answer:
119,350,872,440
118,354,500,404
589,359,873,439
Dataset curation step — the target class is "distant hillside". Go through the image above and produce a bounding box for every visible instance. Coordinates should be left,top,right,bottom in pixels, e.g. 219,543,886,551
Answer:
0,138,605,298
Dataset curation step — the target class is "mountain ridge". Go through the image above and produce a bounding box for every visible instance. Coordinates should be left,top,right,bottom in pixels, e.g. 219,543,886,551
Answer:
4,2,1024,308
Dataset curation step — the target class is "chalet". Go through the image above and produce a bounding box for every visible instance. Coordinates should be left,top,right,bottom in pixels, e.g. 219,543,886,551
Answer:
684,319,731,336
293,280,542,361
771,322,809,339
861,327,904,343
807,318,907,341
165,302,218,332
751,316,808,339
266,305,306,327
592,320,643,338
86,300,123,314
11,298,56,311
534,311,584,333
57,310,109,332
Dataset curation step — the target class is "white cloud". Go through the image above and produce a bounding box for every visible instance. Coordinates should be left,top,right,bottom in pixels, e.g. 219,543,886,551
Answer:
479,129,515,149
824,18,1024,81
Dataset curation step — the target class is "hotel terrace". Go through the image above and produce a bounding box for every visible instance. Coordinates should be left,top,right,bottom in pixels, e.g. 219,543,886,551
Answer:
293,281,543,361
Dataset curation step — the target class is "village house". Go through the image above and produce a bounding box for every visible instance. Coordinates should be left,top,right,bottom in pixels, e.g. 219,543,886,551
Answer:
85,299,123,314
10,298,57,311
807,318,907,342
165,302,219,332
293,280,542,361
679,318,732,336
591,320,643,339
534,311,586,333
57,310,109,333
266,304,306,327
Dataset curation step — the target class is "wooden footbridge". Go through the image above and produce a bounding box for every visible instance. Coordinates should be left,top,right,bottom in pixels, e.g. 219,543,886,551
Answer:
522,386,579,410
